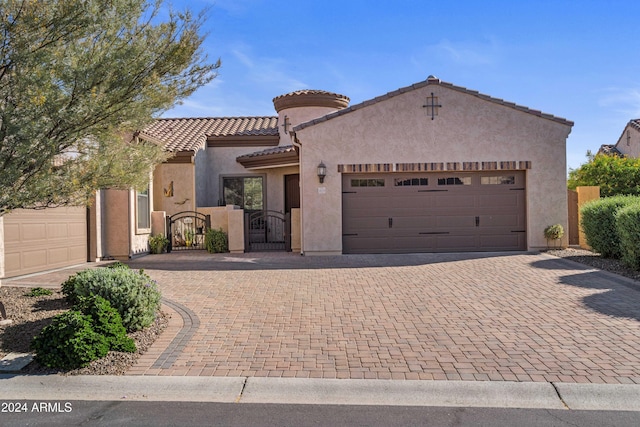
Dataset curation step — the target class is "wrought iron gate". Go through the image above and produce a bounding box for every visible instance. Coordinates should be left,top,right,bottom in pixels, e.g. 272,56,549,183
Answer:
245,210,290,252
167,211,211,252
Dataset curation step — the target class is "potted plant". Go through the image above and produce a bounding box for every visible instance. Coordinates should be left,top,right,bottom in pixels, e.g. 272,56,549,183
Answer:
149,234,169,254
544,224,564,249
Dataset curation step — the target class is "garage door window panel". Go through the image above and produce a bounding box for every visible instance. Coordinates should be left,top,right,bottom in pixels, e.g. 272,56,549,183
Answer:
437,176,471,186
481,175,515,185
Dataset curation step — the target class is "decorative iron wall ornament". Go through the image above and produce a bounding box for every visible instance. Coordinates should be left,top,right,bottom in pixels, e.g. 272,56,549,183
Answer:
423,92,442,120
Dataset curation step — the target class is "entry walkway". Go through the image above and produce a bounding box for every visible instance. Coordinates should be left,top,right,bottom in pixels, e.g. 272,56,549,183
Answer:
122,251,640,384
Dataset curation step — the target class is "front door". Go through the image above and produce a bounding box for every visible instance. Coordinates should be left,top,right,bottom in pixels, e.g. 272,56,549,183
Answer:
284,174,300,213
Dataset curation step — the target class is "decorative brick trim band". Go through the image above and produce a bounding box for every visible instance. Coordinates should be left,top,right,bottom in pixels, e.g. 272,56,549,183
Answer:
337,163,393,173
338,161,532,173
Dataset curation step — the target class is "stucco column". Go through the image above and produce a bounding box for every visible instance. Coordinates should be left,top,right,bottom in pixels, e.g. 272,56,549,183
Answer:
227,207,245,254
151,211,167,236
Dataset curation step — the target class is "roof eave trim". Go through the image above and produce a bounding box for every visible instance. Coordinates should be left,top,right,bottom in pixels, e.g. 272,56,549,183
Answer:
237,151,299,169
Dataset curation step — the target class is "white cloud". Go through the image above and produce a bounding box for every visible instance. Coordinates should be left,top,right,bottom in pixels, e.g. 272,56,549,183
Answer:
598,86,640,117
226,42,308,92
411,37,502,68
231,45,255,69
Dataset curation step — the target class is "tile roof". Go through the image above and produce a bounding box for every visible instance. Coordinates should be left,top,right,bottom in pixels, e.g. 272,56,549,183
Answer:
236,145,297,160
138,116,279,152
293,76,574,133
273,90,349,112
236,145,299,169
630,119,640,132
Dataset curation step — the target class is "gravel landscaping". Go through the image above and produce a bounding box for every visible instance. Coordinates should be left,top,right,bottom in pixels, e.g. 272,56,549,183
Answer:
0,247,638,376
0,286,168,375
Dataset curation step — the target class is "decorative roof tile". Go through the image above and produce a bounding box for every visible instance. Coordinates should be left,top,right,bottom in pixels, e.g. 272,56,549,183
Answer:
138,116,278,152
293,76,574,133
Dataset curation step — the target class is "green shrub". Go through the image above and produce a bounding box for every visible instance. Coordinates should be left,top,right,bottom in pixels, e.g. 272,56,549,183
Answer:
31,311,109,369
24,287,53,297
205,228,228,253
544,224,564,241
74,295,136,353
61,267,161,331
107,261,130,269
615,201,640,270
580,195,638,258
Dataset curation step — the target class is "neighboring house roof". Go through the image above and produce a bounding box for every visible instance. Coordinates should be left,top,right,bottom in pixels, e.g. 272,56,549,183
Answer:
598,144,624,156
138,116,279,152
293,76,574,133
611,118,640,152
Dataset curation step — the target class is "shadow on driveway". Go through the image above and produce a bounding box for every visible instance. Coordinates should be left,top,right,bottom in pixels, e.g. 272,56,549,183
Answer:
128,251,541,272
531,257,640,322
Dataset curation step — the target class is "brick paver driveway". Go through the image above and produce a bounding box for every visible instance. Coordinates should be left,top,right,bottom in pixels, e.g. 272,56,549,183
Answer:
126,252,640,384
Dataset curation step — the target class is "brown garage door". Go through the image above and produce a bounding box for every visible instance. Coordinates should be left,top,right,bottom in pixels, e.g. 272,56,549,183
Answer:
3,207,87,278
342,172,526,254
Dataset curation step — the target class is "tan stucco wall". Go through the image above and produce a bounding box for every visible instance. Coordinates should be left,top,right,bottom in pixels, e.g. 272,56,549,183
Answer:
615,124,640,158
154,162,196,216
291,208,301,253
227,209,245,253
295,84,572,254
102,183,154,260
102,189,130,259
151,211,166,236
277,106,344,145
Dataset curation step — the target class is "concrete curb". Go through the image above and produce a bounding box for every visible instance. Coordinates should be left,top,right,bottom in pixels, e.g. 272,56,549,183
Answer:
555,383,640,411
0,375,243,403
1,375,638,410
240,378,565,409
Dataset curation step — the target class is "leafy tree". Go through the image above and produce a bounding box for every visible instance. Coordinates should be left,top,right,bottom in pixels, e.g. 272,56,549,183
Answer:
0,0,219,215
568,151,640,197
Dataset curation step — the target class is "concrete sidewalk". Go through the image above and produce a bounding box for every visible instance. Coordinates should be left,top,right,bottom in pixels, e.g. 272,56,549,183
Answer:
1,374,639,411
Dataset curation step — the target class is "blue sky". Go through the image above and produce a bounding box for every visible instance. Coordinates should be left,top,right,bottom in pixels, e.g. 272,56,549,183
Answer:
165,0,640,172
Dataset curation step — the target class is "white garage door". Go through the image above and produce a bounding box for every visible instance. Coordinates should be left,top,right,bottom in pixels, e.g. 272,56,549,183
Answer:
3,207,87,278
342,171,526,254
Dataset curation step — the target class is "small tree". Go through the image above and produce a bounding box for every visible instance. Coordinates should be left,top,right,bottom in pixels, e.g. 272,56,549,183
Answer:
0,0,220,215
568,151,640,197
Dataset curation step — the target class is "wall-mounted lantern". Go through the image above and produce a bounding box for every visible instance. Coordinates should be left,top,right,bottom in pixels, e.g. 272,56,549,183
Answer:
317,161,327,184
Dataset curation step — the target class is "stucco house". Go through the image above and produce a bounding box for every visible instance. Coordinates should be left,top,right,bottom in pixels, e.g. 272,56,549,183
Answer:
137,75,573,256
599,118,640,157
0,75,574,279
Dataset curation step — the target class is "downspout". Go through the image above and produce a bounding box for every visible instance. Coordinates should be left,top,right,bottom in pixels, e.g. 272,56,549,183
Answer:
290,131,304,255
